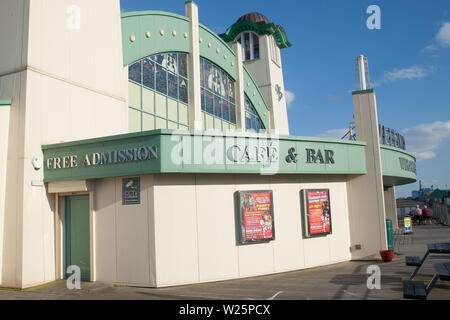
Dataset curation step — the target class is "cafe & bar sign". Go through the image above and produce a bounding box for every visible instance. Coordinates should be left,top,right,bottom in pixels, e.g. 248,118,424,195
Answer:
42,129,370,182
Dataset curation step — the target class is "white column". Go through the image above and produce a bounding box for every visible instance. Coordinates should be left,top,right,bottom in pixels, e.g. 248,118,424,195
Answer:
0,103,11,284
185,1,202,130
231,42,245,132
347,89,388,259
384,187,398,230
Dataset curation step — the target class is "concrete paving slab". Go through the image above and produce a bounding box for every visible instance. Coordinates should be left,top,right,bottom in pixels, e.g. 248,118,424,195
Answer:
1,224,449,300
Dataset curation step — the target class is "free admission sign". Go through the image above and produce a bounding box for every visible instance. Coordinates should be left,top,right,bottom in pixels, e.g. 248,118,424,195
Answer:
236,190,275,244
300,189,332,238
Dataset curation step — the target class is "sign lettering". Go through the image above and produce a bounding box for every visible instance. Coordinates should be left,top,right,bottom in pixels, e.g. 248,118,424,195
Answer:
46,145,158,170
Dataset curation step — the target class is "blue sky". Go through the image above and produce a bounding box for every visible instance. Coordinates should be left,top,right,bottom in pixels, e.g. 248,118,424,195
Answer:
120,0,450,198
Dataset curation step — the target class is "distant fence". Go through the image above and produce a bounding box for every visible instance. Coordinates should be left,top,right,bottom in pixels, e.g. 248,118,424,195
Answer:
433,203,450,225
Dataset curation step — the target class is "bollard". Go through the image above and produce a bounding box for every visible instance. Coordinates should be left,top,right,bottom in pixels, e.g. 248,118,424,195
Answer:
386,219,394,251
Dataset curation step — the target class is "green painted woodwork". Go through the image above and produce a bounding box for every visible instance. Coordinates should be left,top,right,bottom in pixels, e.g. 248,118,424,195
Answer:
43,131,161,182
352,89,374,95
42,130,417,186
65,195,90,280
121,10,270,133
121,11,190,66
43,129,368,182
199,24,237,80
0,99,12,106
219,21,292,49
243,67,270,129
121,11,237,80
380,145,416,186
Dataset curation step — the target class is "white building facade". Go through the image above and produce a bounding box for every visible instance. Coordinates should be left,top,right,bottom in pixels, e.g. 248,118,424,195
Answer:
0,1,416,288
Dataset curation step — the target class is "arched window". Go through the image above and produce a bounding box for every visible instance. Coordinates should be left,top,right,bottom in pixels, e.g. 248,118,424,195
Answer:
236,32,260,61
200,57,236,128
128,52,189,132
245,95,265,132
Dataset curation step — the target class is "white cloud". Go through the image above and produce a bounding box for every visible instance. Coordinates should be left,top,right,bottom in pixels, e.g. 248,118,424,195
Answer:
285,90,295,108
423,44,438,52
372,65,435,88
383,66,432,82
317,128,349,139
436,22,450,47
413,151,436,161
403,120,450,161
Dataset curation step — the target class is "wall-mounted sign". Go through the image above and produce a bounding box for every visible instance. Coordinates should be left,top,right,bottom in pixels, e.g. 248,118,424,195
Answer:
46,145,158,170
379,124,406,150
226,144,279,163
275,84,283,101
43,130,368,183
236,190,275,244
399,157,416,174
300,189,332,238
122,177,140,205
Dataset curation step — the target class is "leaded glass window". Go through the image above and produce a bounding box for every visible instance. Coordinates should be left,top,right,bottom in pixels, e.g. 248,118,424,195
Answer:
128,52,189,132
245,95,265,132
200,57,236,126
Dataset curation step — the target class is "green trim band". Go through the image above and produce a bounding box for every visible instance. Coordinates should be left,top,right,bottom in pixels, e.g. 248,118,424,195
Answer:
380,145,416,186
243,66,270,129
42,129,368,182
0,99,12,106
121,10,189,21
121,11,191,67
219,21,292,49
42,129,367,150
352,89,374,95
380,145,416,161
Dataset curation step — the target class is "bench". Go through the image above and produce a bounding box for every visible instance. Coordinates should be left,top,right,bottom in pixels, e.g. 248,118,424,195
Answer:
403,263,450,299
403,280,427,299
406,251,430,279
403,274,439,300
405,256,421,266
434,263,450,281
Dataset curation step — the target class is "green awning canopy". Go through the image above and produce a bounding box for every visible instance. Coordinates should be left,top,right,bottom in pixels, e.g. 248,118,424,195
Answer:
428,189,447,199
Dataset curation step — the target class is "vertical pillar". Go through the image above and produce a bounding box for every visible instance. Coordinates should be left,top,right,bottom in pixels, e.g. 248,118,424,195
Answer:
347,89,388,259
0,102,11,284
54,194,62,280
185,1,202,130
384,186,398,230
231,42,245,132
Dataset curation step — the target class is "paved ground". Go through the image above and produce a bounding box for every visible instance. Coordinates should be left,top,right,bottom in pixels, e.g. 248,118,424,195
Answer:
1,223,449,300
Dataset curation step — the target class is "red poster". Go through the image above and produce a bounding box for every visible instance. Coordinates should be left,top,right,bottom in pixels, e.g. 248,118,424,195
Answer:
302,189,332,237
239,191,274,243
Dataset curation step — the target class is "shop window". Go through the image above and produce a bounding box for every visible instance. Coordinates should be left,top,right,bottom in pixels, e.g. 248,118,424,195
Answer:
200,57,236,129
245,95,265,132
127,52,189,132
236,32,260,61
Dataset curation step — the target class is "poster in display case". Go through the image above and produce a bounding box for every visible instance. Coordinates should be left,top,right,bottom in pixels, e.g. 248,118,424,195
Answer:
235,190,275,244
300,189,332,238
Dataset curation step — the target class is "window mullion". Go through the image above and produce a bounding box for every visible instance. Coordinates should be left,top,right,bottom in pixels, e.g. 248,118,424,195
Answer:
249,32,253,60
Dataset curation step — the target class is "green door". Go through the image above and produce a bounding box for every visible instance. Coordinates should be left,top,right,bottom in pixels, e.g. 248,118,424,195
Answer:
65,195,90,280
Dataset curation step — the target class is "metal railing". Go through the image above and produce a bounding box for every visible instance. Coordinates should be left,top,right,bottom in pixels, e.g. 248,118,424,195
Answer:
341,121,356,140
340,121,407,151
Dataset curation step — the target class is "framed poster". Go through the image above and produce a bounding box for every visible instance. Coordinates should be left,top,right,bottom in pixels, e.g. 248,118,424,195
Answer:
300,189,332,238
122,177,140,205
236,190,275,244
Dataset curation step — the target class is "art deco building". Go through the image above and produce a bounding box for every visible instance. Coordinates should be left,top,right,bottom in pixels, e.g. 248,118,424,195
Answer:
0,1,416,288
